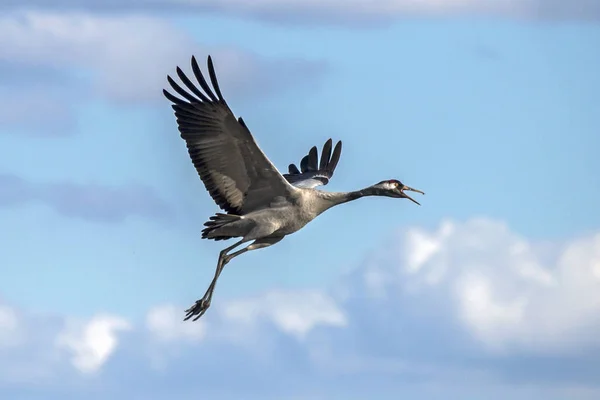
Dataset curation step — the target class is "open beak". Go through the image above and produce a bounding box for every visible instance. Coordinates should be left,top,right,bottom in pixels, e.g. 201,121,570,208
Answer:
401,185,425,206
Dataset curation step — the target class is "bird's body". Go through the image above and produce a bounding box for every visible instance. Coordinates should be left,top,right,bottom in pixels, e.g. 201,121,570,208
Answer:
164,55,424,321
204,190,338,238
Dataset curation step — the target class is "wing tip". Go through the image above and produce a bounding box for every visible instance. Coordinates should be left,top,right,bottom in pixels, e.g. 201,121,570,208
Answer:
164,54,228,106
206,55,226,103
326,139,342,175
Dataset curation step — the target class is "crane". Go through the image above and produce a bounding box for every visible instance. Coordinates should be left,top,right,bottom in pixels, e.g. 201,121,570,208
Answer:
163,55,425,321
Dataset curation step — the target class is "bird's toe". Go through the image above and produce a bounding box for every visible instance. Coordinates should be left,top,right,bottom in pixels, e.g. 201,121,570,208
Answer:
183,298,211,321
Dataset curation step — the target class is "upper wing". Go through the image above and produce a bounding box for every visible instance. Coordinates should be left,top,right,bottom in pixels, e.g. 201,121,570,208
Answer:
283,139,342,189
163,55,296,215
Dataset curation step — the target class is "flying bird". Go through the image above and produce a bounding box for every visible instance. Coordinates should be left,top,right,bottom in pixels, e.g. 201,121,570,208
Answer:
163,55,424,321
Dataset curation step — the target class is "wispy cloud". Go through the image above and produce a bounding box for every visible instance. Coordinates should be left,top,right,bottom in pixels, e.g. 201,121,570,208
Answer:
1,218,599,398
0,10,327,136
0,173,172,222
2,0,600,24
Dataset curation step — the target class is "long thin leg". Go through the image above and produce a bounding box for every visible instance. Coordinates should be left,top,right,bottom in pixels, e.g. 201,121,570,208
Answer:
183,236,284,321
184,239,245,321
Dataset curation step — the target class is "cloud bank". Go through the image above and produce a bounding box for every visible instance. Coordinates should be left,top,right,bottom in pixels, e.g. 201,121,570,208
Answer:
2,0,599,24
1,218,599,399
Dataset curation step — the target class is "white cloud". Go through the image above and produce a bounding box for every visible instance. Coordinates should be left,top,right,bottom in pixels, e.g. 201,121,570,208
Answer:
357,218,600,354
56,314,131,374
0,11,194,102
221,289,347,340
0,10,326,106
0,304,20,347
146,304,206,342
455,271,527,349
1,218,600,398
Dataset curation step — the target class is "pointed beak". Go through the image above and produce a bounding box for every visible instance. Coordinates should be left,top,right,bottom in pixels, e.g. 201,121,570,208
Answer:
401,185,425,206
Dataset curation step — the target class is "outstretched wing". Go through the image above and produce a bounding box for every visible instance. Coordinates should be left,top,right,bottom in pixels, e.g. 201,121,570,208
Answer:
283,139,342,189
163,55,297,215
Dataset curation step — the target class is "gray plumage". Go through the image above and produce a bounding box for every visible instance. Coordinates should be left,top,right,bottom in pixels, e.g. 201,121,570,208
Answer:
164,55,425,321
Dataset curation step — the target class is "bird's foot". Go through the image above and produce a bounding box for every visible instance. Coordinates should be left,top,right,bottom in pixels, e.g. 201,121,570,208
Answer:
183,297,211,321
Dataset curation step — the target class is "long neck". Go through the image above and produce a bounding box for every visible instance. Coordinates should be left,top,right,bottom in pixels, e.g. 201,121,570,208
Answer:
315,186,380,213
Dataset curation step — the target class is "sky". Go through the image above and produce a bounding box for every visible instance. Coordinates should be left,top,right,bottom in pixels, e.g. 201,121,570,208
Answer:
1,1,599,399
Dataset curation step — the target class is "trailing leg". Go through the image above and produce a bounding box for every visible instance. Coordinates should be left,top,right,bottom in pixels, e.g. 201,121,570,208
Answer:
183,236,284,321
184,239,245,321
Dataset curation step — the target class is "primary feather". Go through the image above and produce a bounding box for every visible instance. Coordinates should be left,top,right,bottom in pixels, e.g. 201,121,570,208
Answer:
283,139,342,189
163,56,296,215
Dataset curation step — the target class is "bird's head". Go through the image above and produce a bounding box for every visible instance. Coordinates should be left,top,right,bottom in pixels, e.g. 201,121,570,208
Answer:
373,179,425,205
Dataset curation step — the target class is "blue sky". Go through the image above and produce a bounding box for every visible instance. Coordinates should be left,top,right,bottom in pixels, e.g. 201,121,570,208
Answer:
1,1,600,399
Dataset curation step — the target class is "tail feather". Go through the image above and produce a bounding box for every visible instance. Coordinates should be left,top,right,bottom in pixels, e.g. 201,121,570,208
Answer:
201,213,242,240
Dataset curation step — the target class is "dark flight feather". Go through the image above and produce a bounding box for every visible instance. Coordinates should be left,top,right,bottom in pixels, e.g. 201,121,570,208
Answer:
163,55,295,215
283,139,343,188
